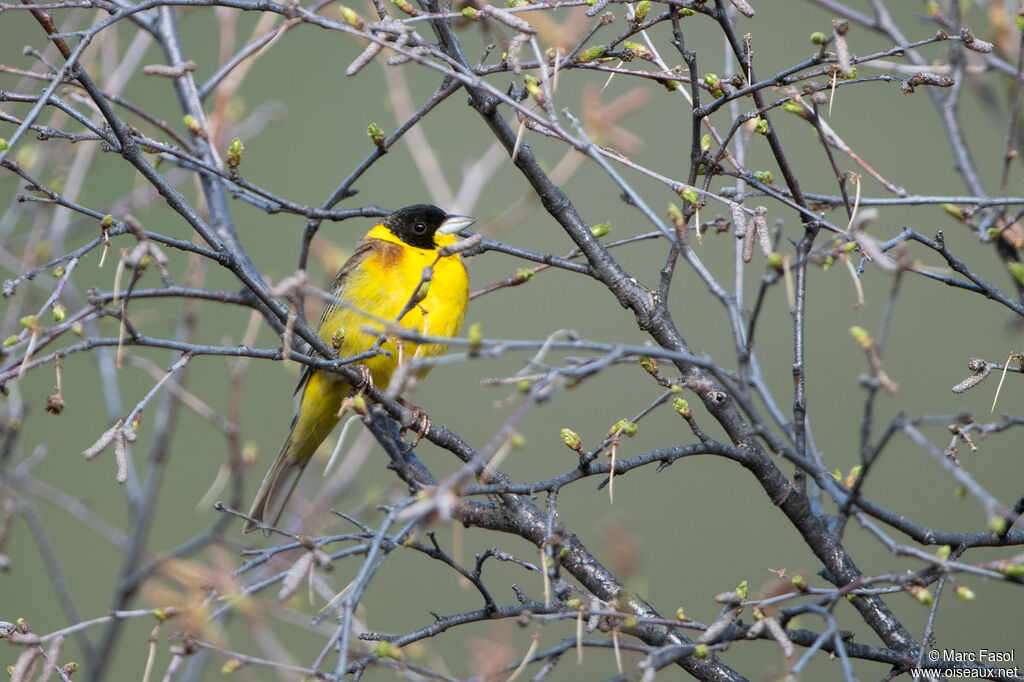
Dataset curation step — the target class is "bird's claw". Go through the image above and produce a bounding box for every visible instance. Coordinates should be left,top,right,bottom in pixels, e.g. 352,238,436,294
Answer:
355,365,374,394
400,406,430,452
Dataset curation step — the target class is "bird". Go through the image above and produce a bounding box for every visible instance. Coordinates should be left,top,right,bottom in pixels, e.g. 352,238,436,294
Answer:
243,204,474,534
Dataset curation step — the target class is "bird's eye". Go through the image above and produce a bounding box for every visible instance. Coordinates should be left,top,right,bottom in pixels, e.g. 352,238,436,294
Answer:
413,222,427,234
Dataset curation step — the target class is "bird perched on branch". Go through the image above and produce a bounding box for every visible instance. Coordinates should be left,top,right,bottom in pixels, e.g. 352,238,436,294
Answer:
244,204,473,534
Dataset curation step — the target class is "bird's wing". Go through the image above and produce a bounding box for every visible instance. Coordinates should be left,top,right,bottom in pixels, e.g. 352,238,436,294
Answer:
293,239,376,396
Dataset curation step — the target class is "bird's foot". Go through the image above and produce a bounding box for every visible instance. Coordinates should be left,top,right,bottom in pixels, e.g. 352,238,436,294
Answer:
399,400,430,452
354,365,374,394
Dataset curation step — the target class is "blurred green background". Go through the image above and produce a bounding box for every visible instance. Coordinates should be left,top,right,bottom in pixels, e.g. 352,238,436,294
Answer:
2,0,1022,679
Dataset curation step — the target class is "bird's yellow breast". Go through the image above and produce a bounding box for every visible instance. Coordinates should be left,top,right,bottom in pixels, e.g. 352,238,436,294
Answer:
316,223,468,388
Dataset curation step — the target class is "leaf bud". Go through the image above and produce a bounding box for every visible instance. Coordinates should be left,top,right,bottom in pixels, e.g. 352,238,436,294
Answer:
338,4,365,28
560,428,581,451
367,123,386,148
672,397,691,419
227,137,244,170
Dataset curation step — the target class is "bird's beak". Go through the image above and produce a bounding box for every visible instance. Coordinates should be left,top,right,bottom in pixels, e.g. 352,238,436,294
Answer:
439,214,476,235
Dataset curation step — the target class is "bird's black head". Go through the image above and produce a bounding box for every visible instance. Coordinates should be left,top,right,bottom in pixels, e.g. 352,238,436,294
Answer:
382,204,455,250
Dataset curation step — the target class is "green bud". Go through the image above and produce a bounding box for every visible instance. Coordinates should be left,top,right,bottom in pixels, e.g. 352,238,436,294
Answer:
567,597,582,609
608,418,630,436
694,643,708,659
823,254,835,270
576,45,607,63
680,187,699,205
844,464,862,487
989,516,1009,535
367,123,386,148
955,585,975,602
468,321,482,347
810,31,826,45
101,214,114,229
517,378,532,392
753,170,773,184
622,422,637,437
701,134,711,151
987,227,1000,240
1017,14,1024,33
71,322,84,336
392,0,417,15
373,641,402,660
227,137,243,169
941,203,963,219
954,483,967,499
19,315,38,330
183,114,202,136
331,326,346,351
1007,262,1024,285
703,73,719,87
670,384,682,393
908,585,934,606
559,546,569,558
781,99,805,115
0,138,8,152
411,279,430,305
511,433,526,448
623,615,637,628
3,335,18,347
51,303,66,323
590,222,611,238
667,203,683,229
679,7,695,16
849,325,871,348
338,4,365,28
637,355,657,376
754,117,769,134
461,6,478,18
221,659,243,674
735,580,748,600
935,545,951,560
792,575,808,591
634,0,649,20
351,394,368,414
672,397,691,419
560,428,581,451
676,606,686,620
54,265,66,277
514,268,534,283
524,74,543,101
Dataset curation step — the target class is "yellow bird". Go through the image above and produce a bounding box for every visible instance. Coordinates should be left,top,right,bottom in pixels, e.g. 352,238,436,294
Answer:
244,205,473,534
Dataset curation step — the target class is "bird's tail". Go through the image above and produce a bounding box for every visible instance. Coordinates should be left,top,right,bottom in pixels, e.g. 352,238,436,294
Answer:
243,431,312,534
244,374,346,534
